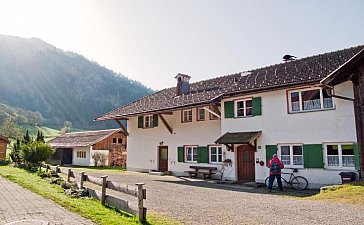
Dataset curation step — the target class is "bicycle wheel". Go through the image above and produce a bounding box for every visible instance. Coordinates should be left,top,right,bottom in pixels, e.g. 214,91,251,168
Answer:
265,176,279,189
290,176,308,190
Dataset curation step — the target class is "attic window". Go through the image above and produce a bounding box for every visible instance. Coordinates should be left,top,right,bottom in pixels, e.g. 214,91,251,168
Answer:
182,109,193,123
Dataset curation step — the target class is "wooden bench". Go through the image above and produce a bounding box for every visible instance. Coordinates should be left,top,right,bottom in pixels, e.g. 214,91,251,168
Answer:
186,166,218,179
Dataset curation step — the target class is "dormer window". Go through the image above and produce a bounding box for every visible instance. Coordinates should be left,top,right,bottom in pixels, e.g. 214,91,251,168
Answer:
288,88,333,113
182,109,193,123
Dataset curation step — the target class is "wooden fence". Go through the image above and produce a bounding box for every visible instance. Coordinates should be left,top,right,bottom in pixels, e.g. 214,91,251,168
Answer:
42,164,147,222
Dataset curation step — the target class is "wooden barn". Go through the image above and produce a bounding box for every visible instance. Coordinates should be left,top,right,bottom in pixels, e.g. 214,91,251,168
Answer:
0,135,10,161
47,129,127,167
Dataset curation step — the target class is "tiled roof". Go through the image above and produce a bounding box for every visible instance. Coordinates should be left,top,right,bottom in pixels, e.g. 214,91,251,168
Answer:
48,129,121,148
96,45,364,121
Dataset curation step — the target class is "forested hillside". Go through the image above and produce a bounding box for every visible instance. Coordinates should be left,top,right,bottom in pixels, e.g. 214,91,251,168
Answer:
0,35,153,130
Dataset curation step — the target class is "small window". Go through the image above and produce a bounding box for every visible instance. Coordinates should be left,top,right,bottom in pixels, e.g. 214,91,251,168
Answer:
288,88,333,112
235,99,253,117
185,146,198,162
182,109,193,123
209,146,223,163
278,144,303,168
325,143,355,168
144,115,153,128
118,138,123,144
112,138,117,143
76,151,86,158
197,108,205,121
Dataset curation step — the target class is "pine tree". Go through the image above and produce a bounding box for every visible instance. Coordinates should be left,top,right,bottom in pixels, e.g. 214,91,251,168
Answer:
9,139,21,165
36,130,45,143
23,130,31,144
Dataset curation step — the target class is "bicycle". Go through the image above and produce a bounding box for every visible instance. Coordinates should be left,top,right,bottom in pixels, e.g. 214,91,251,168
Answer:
265,168,308,190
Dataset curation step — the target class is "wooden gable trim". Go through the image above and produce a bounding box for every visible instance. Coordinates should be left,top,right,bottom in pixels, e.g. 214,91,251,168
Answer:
114,120,129,136
158,114,173,134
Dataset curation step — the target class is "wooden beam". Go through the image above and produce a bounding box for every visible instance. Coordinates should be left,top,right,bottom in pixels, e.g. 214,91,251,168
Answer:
203,106,221,119
114,120,129,136
332,94,354,102
158,114,173,134
160,112,173,115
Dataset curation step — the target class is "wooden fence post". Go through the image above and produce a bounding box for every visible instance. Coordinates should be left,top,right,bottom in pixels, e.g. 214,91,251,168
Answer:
55,166,59,176
79,171,85,189
45,164,49,172
67,168,72,182
136,183,146,222
101,175,108,206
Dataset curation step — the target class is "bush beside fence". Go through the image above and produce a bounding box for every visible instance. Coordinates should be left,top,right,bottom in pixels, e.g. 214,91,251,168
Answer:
42,164,147,222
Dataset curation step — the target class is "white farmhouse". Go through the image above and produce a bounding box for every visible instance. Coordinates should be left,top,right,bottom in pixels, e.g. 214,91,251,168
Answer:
96,45,364,189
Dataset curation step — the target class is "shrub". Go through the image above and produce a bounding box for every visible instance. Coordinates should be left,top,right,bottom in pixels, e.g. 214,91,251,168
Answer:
20,141,54,170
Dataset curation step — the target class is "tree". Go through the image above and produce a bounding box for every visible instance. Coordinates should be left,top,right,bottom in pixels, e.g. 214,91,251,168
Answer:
0,118,22,139
20,141,54,169
36,130,45,143
9,139,21,165
23,130,32,144
61,120,73,134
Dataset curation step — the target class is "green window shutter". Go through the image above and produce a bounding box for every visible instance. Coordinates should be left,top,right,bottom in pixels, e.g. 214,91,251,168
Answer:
224,101,234,118
303,144,324,168
153,114,158,127
354,144,360,170
138,116,144,128
266,145,278,164
178,147,184,162
197,146,209,163
252,97,262,116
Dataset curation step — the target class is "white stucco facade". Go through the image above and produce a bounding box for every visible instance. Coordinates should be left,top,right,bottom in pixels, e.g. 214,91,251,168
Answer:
72,146,91,166
126,81,358,189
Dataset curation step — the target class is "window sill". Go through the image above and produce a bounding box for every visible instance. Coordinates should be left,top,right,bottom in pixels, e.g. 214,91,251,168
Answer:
288,107,335,114
324,167,357,171
209,162,223,165
234,115,254,119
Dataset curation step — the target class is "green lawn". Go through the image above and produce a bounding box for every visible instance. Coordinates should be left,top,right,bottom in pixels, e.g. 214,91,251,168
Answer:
0,166,178,225
306,181,364,205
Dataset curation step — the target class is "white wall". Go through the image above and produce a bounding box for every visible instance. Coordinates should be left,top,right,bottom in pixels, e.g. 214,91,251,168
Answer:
127,108,223,177
72,146,91,166
90,149,109,166
222,81,357,188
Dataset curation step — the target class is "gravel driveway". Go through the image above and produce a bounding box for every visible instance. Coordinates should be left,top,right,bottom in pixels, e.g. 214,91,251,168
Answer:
71,169,364,225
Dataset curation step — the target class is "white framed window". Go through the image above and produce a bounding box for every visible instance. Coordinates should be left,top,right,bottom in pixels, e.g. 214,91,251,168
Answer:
185,146,198,162
278,144,303,168
144,115,153,128
288,88,333,113
182,109,193,123
209,146,223,163
234,99,253,117
77,151,86,158
197,108,205,121
324,143,355,168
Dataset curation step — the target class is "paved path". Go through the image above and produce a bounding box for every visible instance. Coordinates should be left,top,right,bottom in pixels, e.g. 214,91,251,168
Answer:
77,169,364,225
0,176,93,225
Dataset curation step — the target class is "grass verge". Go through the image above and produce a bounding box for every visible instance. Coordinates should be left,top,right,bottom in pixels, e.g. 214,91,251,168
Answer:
0,166,178,225
306,181,364,205
62,165,124,174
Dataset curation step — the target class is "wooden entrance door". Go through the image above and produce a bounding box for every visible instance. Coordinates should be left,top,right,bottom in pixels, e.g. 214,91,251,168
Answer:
158,146,168,172
237,145,255,182
61,148,73,165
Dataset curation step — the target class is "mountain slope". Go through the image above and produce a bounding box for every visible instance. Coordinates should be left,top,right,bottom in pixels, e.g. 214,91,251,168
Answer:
0,35,153,129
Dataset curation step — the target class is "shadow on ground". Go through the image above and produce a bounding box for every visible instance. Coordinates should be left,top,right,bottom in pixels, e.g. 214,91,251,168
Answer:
153,177,319,197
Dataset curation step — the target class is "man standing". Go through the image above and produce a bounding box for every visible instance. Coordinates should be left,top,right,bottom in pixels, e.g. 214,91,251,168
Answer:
267,154,284,192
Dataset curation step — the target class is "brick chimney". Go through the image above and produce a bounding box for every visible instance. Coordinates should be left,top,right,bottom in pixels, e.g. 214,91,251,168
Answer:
175,73,191,96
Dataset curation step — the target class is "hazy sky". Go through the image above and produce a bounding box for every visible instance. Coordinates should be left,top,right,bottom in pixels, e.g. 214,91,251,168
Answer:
0,0,363,90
